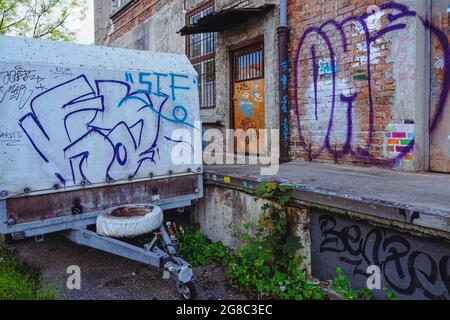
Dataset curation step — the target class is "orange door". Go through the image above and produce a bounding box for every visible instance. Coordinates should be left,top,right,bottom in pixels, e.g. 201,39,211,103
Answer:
232,43,265,155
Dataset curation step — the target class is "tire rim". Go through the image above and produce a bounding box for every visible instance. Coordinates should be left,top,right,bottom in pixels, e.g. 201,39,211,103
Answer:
181,284,191,299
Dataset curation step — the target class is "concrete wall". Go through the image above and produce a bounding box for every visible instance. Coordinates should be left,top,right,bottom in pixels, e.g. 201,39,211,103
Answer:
95,0,192,51
94,0,114,46
194,185,312,268
311,210,450,300
286,0,449,172
194,185,268,249
194,183,450,300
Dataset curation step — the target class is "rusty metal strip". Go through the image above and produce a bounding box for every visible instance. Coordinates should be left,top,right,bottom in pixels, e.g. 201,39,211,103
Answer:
6,175,200,225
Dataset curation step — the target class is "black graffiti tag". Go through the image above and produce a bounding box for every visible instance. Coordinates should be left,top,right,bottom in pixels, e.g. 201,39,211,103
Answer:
319,215,450,300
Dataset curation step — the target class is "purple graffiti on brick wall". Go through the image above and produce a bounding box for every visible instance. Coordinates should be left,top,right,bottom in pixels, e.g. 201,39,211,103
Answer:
294,1,450,165
19,74,195,186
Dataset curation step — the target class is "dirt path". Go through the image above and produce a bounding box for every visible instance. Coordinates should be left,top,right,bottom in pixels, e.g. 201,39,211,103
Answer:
8,234,247,300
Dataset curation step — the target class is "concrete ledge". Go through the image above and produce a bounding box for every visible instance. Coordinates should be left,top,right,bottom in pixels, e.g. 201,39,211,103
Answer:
204,162,450,236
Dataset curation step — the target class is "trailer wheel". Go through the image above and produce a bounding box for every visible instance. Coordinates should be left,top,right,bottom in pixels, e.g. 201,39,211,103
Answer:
180,281,197,300
96,204,163,238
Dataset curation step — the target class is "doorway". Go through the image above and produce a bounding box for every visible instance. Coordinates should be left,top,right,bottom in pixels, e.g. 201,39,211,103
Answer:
430,0,450,173
231,42,265,155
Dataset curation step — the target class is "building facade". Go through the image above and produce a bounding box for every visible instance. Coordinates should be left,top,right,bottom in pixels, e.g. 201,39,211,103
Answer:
95,0,450,173
287,0,450,174
95,0,280,155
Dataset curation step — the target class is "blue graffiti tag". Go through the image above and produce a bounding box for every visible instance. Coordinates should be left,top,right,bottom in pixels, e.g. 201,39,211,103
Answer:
239,98,255,118
19,72,198,186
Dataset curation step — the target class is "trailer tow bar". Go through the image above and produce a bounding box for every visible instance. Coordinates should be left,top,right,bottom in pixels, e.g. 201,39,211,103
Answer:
64,224,196,300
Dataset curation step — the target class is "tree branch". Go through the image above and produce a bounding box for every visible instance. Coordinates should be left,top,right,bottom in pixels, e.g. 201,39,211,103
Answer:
0,1,33,34
0,0,18,32
35,12,69,38
1,14,29,31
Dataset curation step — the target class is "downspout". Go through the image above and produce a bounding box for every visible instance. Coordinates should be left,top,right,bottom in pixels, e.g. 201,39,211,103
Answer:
278,0,290,163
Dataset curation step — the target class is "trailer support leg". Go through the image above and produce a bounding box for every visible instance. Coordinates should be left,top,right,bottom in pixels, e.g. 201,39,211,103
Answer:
64,228,195,299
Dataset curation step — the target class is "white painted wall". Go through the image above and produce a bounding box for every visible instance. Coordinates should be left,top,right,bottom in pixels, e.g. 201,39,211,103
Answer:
0,36,201,199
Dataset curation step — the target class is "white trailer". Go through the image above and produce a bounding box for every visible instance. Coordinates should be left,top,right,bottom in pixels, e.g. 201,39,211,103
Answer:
0,36,203,299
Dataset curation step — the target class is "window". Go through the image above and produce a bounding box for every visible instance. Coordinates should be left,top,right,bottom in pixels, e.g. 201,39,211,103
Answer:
117,0,130,8
186,2,216,109
233,43,264,82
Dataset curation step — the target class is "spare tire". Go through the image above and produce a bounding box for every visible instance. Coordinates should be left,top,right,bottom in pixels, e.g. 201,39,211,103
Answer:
96,204,163,238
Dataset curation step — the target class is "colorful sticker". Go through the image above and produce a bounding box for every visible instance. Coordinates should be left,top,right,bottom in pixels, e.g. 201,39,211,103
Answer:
385,124,414,163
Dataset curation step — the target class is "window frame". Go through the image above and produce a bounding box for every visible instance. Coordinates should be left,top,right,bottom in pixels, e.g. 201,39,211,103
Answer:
117,0,131,8
111,0,134,19
232,42,265,83
185,0,216,110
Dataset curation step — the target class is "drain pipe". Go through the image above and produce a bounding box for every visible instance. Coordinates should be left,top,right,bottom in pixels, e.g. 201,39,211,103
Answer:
278,0,290,163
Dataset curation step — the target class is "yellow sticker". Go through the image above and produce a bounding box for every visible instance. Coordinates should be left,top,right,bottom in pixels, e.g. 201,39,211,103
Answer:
224,176,231,183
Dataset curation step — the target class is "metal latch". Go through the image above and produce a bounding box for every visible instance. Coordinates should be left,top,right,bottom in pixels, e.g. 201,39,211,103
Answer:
71,198,83,215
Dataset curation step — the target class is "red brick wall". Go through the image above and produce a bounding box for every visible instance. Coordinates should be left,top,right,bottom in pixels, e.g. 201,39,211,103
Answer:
108,0,164,44
286,0,416,169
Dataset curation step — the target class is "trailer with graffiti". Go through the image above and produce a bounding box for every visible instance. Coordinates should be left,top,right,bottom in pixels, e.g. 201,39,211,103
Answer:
0,36,203,299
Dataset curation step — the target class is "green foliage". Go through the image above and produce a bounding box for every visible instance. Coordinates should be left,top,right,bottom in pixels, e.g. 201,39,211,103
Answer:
176,225,228,267
384,287,400,300
0,0,87,41
331,267,401,300
0,244,59,300
331,267,374,300
177,180,400,301
178,182,323,300
224,182,322,300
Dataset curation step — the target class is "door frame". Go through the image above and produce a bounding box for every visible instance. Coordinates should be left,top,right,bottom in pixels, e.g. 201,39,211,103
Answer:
428,0,450,173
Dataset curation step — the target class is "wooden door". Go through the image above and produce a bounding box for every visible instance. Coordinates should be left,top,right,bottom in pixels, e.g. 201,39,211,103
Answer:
232,43,265,155
430,0,450,172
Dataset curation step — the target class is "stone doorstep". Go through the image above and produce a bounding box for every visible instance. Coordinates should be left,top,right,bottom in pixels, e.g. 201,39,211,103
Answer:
202,170,450,237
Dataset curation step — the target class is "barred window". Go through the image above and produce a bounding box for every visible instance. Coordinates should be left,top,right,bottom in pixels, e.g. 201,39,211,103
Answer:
186,2,216,109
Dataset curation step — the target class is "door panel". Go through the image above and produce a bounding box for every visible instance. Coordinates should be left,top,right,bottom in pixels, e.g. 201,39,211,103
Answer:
232,43,265,155
234,79,265,154
430,0,450,172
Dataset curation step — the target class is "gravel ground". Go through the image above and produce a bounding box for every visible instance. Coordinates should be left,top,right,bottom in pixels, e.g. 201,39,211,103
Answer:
8,234,247,300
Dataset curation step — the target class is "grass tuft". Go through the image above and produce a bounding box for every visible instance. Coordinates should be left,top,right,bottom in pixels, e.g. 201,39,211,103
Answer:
0,244,59,300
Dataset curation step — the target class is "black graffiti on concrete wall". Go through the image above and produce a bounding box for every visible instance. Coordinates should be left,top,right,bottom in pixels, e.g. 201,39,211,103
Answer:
318,215,450,300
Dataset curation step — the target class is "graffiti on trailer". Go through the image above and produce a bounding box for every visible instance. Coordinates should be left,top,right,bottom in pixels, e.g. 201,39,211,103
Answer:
317,214,450,300
0,130,23,147
0,65,47,110
19,72,195,186
294,1,450,165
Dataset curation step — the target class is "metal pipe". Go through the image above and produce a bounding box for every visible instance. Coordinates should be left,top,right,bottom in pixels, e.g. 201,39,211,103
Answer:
278,0,290,162
280,0,287,27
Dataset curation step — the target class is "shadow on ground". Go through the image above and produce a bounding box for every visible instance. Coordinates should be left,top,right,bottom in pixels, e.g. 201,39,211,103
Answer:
8,234,247,300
